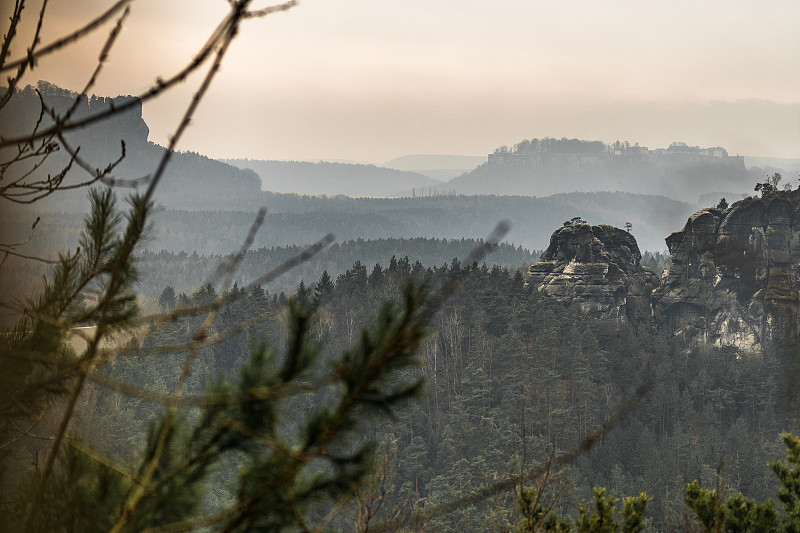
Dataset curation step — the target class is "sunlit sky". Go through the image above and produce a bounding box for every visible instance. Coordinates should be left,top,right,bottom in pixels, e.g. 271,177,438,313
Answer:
7,0,800,162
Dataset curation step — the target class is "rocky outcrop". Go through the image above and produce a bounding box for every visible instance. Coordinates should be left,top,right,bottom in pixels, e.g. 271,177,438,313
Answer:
653,190,800,351
525,223,660,332
526,191,800,351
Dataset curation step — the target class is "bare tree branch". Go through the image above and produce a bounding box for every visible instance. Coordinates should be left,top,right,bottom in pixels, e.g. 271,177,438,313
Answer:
0,0,131,74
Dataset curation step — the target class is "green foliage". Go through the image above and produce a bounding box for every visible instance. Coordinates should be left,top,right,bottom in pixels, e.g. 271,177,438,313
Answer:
158,286,176,311
516,485,573,533
685,433,800,533
564,217,587,227
1,189,146,451
773,433,800,533
755,173,783,198
516,487,650,533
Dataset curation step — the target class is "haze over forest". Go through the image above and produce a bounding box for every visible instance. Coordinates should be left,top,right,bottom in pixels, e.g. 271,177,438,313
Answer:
3,1,800,532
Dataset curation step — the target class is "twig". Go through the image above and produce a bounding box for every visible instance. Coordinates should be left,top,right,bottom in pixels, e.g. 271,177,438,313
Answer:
65,437,144,485
0,0,255,148
60,6,130,124
0,408,47,450
108,3,297,530
86,370,317,408
138,506,239,533
0,0,131,74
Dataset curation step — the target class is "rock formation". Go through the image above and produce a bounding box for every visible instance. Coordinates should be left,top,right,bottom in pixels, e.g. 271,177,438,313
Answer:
525,223,659,333
526,190,800,352
653,190,800,351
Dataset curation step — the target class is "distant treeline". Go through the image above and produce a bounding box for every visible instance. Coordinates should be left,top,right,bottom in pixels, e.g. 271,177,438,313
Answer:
495,136,725,156
137,237,540,298
496,137,611,155
4,191,686,257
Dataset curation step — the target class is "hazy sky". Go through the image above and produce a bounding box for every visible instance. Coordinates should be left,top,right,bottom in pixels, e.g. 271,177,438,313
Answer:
8,0,800,162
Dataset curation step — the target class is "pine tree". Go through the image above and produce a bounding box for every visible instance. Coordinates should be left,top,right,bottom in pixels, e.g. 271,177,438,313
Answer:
684,433,800,533
314,270,334,303
159,286,177,311
0,0,439,529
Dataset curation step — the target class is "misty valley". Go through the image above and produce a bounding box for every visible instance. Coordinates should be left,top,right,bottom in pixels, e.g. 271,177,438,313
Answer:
3,59,800,533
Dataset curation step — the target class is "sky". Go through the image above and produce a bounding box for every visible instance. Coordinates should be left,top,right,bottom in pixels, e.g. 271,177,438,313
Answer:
6,0,800,163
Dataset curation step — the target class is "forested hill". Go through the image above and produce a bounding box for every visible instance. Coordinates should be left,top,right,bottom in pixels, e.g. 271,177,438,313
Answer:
86,255,794,531
5,191,692,258
445,137,754,202
224,159,440,197
0,83,263,212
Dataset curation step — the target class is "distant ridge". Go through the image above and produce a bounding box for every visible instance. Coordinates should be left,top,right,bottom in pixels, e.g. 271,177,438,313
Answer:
445,137,754,202
224,159,439,197
382,154,486,181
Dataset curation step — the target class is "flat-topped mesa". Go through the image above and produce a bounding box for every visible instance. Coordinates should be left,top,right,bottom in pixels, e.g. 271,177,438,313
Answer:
525,223,659,332
653,189,800,351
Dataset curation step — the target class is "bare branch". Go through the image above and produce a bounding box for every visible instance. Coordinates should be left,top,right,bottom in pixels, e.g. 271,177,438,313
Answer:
0,0,131,74
138,507,239,533
86,370,316,409
107,3,299,529
65,437,144,485
0,247,58,264
244,0,299,19
0,2,228,149
60,6,130,125
0,215,39,249
0,408,47,450
106,304,282,359
0,1,24,72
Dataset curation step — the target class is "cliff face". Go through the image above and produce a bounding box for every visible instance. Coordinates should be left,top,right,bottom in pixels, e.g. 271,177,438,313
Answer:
0,83,263,212
653,191,800,351
526,190,800,352
525,224,659,332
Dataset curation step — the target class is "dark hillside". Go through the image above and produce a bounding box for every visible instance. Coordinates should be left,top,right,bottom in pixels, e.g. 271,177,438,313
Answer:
0,83,263,212
447,137,751,202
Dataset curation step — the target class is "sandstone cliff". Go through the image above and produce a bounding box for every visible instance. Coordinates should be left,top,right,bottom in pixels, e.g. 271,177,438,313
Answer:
653,190,800,351
525,223,659,333
526,190,800,352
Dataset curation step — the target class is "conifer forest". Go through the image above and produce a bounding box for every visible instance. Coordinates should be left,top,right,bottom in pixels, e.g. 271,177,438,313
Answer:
1,1,799,532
